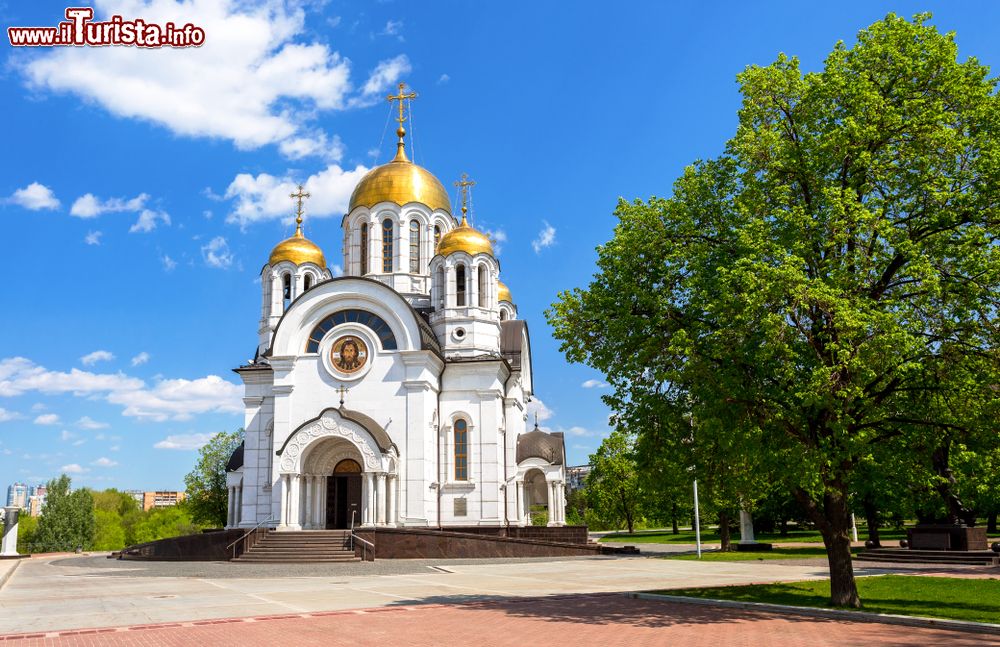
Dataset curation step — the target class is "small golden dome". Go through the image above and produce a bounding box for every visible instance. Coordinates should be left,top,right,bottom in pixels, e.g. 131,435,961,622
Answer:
269,226,326,267
349,142,451,214
437,215,494,257
498,281,512,303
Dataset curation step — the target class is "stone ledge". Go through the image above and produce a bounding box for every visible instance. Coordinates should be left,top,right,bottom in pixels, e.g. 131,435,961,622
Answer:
626,591,1000,636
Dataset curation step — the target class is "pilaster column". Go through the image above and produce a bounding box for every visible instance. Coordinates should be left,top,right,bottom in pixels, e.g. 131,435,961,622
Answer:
278,475,290,528
290,474,302,530
303,475,314,529
363,472,375,526
313,477,323,529
376,473,387,526
236,484,243,526
226,486,235,528
516,481,525,525
387,475,397,527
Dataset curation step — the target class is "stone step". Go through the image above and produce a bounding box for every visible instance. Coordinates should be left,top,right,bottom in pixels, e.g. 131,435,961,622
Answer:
235,556,360,563
857,550,998,565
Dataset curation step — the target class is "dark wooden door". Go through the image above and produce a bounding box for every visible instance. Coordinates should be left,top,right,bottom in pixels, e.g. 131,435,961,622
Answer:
327,474,362,529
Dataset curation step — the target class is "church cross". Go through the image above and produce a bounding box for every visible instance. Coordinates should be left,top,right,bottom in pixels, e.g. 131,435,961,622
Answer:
289,184,310,229
454,173,476,217
336,384,349,407
386,82,417,129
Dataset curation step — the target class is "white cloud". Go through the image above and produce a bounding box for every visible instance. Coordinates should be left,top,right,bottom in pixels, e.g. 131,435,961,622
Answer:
7,182,60,210
92,457,118,467
129,209,171,233
81,350,115,366
60,429,76,441
581,379,609,389
77,416,109,430
532,220,556,254
526,397,554,427
0,357,241,422
357,55,412,103
0,407,21,422
161,254,177,271
437,73,450,85
131,352,151,367
34,413,60,425
70,193,148,218
84,231,103,245
154,433,216,450
61,463,88,474
17,0,406,159
225,163,369,225
201,236,234,269
484,228,507,255
278,132,344,162
109,445,120,452
331,264,344,277
379,19,404,41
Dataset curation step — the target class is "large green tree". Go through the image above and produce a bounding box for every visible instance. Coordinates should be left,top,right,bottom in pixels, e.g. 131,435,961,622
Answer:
548,14,1000,607
586,429,644,533
184,430,244,527
31,475,95,553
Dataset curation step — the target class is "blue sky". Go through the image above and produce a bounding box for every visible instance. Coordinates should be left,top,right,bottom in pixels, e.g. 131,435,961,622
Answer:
2,1,999,490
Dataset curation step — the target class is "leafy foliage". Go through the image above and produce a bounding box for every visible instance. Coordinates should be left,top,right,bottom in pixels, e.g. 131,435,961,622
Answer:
586,430,644,533
548,14,1000,607
30,475,95,553
183,429,244,527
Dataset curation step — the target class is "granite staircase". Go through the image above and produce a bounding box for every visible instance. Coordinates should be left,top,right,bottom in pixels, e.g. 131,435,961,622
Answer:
233,530,360,563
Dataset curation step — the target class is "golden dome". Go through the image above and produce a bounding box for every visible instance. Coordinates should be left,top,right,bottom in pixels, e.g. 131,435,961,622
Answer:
498,281,512,303
269,225,326,267
349,142,451,214
437,215,494,257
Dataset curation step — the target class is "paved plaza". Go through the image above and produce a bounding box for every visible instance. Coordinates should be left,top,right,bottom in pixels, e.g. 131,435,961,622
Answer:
0,554,995,644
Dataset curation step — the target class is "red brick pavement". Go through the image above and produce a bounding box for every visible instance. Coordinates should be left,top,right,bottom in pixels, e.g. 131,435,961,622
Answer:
0,594,994,646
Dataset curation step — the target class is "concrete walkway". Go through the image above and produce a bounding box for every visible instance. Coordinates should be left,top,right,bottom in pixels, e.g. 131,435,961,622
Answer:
0,553,853,634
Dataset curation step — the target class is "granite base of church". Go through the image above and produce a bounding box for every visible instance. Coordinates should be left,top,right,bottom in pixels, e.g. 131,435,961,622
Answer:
352,526,626,559
907,524,988,551
118,529,244,561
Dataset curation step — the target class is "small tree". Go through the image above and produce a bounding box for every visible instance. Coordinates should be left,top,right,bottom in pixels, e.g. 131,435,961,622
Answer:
184,430,244,527
31,475,95,552
586,429,643,533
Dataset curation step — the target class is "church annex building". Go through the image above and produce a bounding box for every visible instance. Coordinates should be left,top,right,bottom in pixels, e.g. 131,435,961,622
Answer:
224,85,567,532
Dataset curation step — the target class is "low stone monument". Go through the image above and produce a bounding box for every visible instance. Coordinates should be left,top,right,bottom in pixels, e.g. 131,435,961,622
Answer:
735,509,772,552
1,506,23,558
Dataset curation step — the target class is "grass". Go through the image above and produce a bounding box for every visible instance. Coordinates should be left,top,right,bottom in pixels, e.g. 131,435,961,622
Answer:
599,527,910,545
656,575,1000,624
666,547,851,561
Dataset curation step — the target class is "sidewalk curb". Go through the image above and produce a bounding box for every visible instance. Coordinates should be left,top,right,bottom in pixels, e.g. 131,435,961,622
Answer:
626,591,1000,636
0,561,21,592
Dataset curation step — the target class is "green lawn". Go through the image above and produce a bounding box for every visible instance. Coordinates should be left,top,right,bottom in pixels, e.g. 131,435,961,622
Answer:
599,527,909,545
666,547,848,561
656,575,1000,624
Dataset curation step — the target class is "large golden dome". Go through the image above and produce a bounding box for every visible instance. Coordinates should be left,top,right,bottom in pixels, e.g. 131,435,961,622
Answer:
349,142,451,214
437,215,494,257
269,225,326,267
498,281,512,303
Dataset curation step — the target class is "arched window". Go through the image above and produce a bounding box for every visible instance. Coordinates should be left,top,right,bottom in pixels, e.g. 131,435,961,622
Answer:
434,225,441,251
382,219,394,272
305,309,399,353
360,223,368,275
303,274,312,291
477,266,487,307
409,220,420,273
456,264,466,306
282,273,292,311
500,310,507,321
454,419,468,481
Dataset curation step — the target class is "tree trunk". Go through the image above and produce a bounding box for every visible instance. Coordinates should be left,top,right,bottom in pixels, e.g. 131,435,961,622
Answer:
987,511,997,534
779,517,788,536
719,510,731,551
862,496,881,548
793,486,861,608
671,503,679,534
931,440,976,526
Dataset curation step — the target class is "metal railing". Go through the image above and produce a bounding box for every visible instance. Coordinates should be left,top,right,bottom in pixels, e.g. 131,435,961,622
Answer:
226,516,275,560
352,532,375,561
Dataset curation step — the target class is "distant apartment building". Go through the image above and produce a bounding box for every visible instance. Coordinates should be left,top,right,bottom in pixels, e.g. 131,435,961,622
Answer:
26,495,45,517
141,491,186,511
565,465,593,492
5,482,27,508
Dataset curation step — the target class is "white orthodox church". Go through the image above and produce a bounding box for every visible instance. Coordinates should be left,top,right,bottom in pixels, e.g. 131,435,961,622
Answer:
225,86,567,531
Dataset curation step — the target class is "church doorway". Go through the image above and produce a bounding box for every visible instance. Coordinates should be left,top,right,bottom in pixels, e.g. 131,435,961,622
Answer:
327,459,362,529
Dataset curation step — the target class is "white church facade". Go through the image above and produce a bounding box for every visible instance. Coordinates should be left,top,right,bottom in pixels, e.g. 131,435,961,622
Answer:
225,85,567,531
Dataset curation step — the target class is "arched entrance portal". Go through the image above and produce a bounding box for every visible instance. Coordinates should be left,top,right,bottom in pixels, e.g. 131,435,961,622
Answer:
524,468,548,525
327,459,362,529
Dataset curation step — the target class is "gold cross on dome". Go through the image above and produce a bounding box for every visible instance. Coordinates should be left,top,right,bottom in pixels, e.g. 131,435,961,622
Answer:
454,173,476,217
387,82,417,129
289,184,310,228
